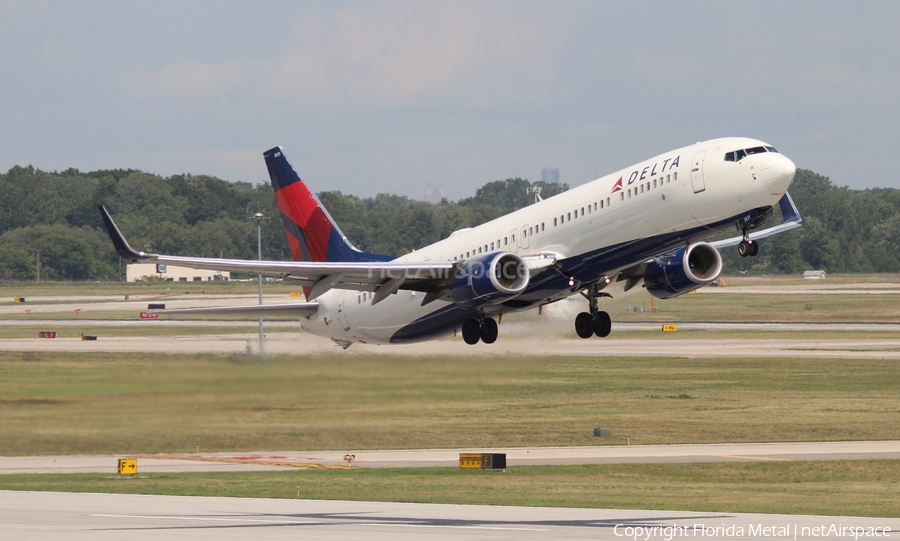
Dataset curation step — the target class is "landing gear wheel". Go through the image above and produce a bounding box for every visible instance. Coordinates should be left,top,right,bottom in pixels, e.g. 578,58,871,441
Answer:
593,311,611,338
575,312,594,339
480,318,498,344
739,239,759,258
462,318,481,345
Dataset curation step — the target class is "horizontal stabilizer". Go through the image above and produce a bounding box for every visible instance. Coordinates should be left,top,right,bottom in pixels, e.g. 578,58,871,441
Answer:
151,303,318,318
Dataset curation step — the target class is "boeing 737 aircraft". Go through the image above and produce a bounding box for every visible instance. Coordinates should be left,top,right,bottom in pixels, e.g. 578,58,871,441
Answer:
100,137,801,348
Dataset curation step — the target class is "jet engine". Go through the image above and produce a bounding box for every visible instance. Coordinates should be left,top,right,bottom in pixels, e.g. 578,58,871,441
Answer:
643,242,723,299
449,252,529,310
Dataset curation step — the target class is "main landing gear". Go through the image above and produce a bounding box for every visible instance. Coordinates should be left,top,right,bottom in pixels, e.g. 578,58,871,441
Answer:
575,283,612,339
462,314,498,345
738,239,759,257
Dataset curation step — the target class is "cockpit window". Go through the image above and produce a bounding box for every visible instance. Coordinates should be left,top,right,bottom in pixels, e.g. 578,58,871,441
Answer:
724,145,778,161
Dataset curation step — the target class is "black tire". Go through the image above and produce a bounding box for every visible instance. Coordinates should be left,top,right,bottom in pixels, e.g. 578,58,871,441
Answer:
575,312,594,339
749,241,759,257
480,318,498,344
462,318,481,345
738,240,750,258
593,311,611,338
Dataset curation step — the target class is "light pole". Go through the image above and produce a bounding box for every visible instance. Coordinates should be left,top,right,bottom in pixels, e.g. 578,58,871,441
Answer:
253,212,267,360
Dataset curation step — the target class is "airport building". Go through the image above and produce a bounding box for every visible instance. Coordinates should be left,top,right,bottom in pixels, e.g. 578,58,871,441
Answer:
126,263,230,282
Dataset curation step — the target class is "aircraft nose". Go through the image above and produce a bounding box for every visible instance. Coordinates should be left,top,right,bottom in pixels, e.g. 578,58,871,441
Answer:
761,155,796,194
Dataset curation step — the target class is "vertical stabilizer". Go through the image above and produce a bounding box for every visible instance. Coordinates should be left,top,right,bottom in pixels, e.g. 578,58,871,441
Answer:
263,146,392,264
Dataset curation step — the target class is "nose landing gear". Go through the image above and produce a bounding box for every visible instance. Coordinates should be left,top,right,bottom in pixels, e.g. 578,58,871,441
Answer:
575,282,612,339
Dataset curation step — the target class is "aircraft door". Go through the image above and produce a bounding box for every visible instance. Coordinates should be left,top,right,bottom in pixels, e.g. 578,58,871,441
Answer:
520,224,531,250
509,229,519,253
336,292,351,331
691,151,707,193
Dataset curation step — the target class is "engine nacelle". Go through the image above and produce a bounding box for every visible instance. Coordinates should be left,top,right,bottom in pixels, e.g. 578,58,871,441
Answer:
644,242,723,299
449,252,529,310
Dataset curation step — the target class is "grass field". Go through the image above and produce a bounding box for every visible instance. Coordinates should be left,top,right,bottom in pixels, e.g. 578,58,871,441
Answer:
2,352,898,456
2,276,899,515
1,461,898,517
0,324,297,340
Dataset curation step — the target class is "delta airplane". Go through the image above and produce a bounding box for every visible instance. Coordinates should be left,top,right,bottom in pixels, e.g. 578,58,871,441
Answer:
100,137,801,348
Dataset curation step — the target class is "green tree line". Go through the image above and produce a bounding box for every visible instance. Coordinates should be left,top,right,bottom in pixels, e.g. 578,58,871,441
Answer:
0,164,897,281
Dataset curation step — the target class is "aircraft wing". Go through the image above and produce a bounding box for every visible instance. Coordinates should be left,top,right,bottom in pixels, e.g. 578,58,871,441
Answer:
150,303,319,317
614,191,802,292
709,191,803,249
100,205,458,304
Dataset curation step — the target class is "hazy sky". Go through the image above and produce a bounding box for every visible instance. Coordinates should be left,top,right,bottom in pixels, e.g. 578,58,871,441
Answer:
2,1,898,200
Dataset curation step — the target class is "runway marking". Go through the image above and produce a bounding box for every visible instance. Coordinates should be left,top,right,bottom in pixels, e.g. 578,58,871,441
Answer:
357,523,548,531
91,514,326,525
134,454,352,470
91,514,548,531
719,455,790,461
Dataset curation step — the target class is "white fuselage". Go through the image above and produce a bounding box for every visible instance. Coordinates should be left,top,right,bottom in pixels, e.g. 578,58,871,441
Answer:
300,137,795,345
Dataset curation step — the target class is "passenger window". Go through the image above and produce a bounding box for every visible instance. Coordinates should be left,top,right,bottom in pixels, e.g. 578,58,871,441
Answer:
478,247,482,254
666,174,670,183
653,179,657,188
581,207,584,216
587,205,591,214
640,184,644,194
504,237,508,245
600,199,604,209
568,212,571,220
673,172,678,181
606,197,610,206
466,251,470,258
646,182,650,191
490,242,494,250
593,202,597,211
541,223,544,232
484,244,488,252
554,217,558,226
620,193,624,201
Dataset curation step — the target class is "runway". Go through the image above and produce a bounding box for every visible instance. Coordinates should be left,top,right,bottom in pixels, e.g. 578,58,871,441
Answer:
2,441,898,474
2,490,896,541
3,331,900,358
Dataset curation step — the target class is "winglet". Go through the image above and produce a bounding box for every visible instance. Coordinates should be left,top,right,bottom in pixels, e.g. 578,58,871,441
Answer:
97,205,150,262
778,191,802,225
